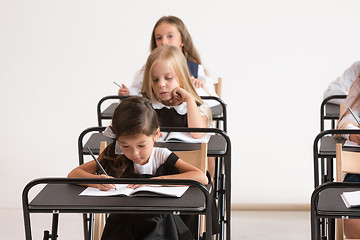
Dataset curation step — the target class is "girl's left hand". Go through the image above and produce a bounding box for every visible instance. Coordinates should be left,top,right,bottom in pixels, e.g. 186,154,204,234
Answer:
169,87,191,105
191,76,205,89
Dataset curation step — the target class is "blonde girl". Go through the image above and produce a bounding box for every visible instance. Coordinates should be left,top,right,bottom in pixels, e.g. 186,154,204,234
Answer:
141,45,211,139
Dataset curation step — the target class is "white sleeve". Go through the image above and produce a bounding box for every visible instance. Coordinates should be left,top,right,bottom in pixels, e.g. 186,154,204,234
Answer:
323,61,360,104
197,65,219,98
128,67,145,95
153,148,173,167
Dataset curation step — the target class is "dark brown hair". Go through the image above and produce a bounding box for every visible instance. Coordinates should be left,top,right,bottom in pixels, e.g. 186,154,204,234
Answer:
98,96,159,177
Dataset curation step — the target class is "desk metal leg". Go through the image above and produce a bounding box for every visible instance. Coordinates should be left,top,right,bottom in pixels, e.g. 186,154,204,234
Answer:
83,213,91,240
311,209,321,240
326,158,334,183
51,211,59,240
23,208,32,240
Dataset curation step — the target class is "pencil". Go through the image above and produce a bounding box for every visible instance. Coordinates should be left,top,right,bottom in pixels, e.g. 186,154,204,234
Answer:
348,107,360,126
87,147,117,190
113,81,123,89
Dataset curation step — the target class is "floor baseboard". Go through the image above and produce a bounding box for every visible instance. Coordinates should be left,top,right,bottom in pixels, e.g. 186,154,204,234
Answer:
231,203,310,211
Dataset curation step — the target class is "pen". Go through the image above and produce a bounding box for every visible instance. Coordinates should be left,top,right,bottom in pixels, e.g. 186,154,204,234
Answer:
113,81,123,89
348,107,360,126
87,147,117,190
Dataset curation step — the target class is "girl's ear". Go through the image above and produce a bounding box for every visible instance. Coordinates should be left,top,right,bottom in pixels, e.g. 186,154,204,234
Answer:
153,127,161,141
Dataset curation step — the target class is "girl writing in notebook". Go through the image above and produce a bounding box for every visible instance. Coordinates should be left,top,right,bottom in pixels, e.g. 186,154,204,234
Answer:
68,96,208,239
118,15,218,99
337,74,360,238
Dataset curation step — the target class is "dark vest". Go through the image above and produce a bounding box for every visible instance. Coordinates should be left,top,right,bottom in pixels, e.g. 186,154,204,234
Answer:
186,61,198,78
155,108,188,127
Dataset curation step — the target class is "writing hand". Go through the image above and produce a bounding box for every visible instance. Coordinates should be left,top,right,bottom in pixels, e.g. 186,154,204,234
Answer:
118,84,130,96
97,174,116,191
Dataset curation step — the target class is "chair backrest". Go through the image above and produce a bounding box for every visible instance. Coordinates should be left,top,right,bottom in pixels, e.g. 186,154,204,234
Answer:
336,143,360,182
174,143,208,173
214,77,222,98
335,143,360,240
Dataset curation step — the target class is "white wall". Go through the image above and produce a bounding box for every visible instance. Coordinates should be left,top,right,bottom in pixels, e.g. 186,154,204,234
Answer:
1,0,360,208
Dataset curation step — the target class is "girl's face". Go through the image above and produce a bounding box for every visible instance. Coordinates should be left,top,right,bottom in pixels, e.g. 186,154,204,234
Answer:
117,131,159,165
151,60,180,103
154,22,183,50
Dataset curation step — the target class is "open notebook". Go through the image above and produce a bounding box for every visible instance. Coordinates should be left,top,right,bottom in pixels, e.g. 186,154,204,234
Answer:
341,190,360,208
79,184,189,198
157,132,211,143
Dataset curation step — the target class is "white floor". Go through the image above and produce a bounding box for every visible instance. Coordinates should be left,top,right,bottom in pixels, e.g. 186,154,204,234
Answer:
1,208,310,239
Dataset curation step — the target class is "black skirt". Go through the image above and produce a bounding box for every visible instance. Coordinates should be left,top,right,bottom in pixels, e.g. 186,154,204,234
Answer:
100,213,192,240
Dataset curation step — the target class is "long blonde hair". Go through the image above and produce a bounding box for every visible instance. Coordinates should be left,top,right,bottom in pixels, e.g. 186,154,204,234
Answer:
150,16,201,64
141,45,203,105
338,73,360,129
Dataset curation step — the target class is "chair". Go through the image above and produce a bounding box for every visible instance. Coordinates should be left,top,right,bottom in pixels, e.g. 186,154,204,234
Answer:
175,143,208,237
174,142,208,173
320,95,347,131
313,129,360,187
214,77,222,98
336,144,360,240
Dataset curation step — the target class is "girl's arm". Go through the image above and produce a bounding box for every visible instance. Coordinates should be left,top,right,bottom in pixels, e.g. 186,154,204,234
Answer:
338,105,360,145
68,160,115,191
154,158,208,185
172,87,208,138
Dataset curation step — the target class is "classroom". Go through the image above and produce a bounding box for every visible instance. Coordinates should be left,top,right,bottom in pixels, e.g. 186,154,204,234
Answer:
1,0,360,239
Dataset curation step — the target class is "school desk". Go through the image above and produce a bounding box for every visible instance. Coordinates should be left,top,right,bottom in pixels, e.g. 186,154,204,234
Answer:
311,182,360,240
97,95,227,132
313,129,360,188
78,126,231,240
23,178,212,240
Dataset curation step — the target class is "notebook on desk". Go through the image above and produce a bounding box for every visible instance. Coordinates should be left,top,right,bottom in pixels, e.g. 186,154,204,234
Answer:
79,184,189,198
157,132,210,143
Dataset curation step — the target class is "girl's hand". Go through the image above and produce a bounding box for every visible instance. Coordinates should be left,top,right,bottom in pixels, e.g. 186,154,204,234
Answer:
97,174,116,191
126,184,144,189
118,84,130,96
191,76,205,89
350,134,360,145
169,87,192,105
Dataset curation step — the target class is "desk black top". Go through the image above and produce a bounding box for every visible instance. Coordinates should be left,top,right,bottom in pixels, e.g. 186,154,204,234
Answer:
319,137,360,157
317,187,360,217
324,103,340,119
83,133,227,156
101,103,223,119
29,183,205,213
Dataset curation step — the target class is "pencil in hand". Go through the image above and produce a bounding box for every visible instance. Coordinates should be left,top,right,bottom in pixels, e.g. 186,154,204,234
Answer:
87,147,117,190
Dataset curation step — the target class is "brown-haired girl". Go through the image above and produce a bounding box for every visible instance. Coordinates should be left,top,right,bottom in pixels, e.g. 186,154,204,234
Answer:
118,16,219,101
68,96,207,239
